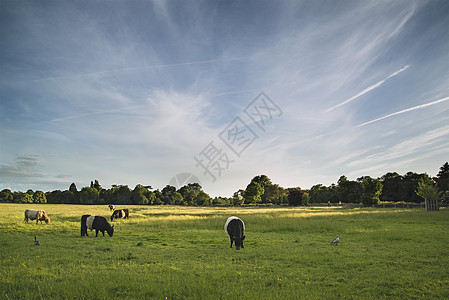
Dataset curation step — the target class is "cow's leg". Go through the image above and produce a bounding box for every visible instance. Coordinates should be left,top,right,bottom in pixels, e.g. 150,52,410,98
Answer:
36,219,39,224
230,238,233,248
95,229,99,237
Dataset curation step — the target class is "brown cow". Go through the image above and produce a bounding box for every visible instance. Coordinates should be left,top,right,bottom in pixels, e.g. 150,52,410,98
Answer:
24,209,50,224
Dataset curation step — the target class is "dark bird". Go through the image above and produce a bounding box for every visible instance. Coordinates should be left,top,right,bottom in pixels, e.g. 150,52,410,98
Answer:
331,234,339,245
34,236,40,246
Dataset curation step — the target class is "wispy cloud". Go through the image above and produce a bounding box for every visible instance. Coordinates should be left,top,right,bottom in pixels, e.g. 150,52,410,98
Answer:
22,57,248,84
357,96,449,127
347,124,449,171
326,65,410,112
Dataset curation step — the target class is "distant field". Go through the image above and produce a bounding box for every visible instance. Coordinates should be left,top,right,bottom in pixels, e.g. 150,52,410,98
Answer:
1,204,448,299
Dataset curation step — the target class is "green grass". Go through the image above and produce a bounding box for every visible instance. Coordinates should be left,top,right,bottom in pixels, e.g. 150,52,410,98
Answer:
1,204,448,299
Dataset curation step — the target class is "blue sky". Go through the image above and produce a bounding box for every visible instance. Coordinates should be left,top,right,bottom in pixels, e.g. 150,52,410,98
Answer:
1,0,449,197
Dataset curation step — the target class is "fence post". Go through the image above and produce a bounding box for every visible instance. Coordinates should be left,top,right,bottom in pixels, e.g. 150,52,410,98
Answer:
425,198,439,211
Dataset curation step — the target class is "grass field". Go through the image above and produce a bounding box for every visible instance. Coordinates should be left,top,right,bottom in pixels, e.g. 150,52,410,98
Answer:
1,204,448,299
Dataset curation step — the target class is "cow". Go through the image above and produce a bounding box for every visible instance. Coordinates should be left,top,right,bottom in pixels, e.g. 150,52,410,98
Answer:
111,209,129,221
81,215,114,237
225,216,245,250
108,205,115,211
24,209,50,224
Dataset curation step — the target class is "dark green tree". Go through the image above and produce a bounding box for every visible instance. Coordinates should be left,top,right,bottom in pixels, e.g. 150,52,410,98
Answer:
33,190,47,204
380,172,404,202
14,192,33,203
434,162,449,192
178,185,199,206
244,181,264,204
194,191,212,206
309,184,337,203
153,189,164,205
264,184,287,204
132,184,150,205
80,187,99,205
69,183,78,193
161,185,177,205
0,189,13,203
358,176,382,206
172,192,184,205
232,190,245,206
402,172,429,203
112,185,132,205
337,175,361,203
69,183,80,203
91,180,102,192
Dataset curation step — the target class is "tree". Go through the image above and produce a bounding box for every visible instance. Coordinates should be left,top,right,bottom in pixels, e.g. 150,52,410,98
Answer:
232,190,245,206
80,187,99,205
380,172,404,202
153,189,164,205
288,188,304,206
358,176,382,206
178,183,204,206
69,183,80,203
91,180,102,192
416,177,442,211
264,184,287,205
14,192,33,203
65,191,78,204
161,185,177,205
251,175,272,203
69,183,78,193
309,184,337,203
302,192,310,206
402,172,428,203
33,190,47,204
434,162,449,193
337,175,361,203
0,189,13,203
112,185,132,205
244,181,264,204
171,192,184,205
194,191,212,206
132,184,150,205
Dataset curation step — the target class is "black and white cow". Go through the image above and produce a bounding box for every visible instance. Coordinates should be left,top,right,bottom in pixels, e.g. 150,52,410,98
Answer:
81,215,114,237
108,205,115,211
225,216,245,250
111,209,129,221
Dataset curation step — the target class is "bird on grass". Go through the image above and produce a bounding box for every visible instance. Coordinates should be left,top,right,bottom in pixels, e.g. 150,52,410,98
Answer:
34,236,40,246
331,234,339,245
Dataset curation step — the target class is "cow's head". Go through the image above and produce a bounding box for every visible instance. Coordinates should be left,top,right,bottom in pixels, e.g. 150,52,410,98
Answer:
40,213,50,224
107,225,114,237
234,235,245,250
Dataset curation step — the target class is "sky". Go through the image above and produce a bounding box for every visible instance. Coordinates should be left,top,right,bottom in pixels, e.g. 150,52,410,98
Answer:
1,0,449,197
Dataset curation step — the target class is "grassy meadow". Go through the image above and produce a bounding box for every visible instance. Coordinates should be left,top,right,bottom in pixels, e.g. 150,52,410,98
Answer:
0,204,448,299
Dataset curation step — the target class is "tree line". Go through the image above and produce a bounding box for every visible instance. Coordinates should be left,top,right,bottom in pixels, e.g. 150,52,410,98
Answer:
1,162,448,206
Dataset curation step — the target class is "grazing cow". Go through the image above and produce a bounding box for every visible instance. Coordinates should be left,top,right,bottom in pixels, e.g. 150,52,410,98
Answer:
111,209,129,221
81,215,114,237
24,209,50,224
225,216,245,250
108,204,115,211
